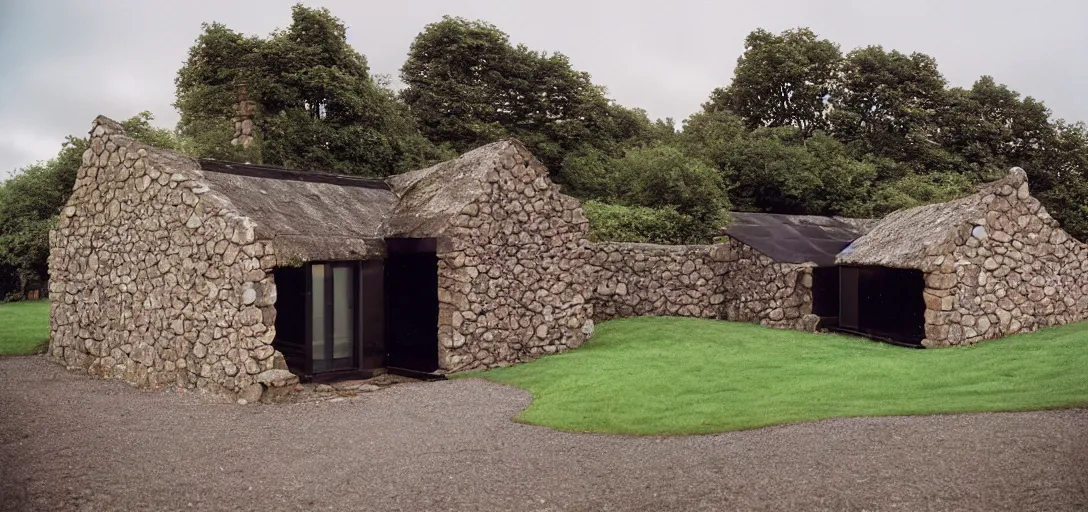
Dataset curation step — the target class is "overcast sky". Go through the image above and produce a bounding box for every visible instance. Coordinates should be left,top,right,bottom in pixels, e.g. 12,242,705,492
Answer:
1,0,1086,179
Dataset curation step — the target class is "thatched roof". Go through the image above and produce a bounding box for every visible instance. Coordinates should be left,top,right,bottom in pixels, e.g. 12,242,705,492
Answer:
386,140,525,237
196,160,396,262
724,212,877,266
837,168,1028,268
91,116,549,263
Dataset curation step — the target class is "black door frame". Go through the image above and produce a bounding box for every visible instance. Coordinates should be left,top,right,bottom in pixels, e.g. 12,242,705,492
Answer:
298,260,386,380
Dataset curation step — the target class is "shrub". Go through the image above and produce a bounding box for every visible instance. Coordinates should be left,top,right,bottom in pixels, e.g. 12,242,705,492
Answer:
583,200,721,245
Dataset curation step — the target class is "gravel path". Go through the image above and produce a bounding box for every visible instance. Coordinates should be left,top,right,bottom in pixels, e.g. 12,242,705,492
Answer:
2,356,1086,511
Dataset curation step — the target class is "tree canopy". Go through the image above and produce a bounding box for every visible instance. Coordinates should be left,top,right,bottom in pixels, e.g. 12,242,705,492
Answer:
4,7,1088,299
175,4,445,176
399,16,663,187
0,112,182,300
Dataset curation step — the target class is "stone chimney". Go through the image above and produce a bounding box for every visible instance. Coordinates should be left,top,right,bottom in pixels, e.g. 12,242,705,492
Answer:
231,81,257,148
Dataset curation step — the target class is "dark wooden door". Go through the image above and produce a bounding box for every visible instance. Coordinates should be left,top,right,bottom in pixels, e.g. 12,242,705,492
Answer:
384,238,439,373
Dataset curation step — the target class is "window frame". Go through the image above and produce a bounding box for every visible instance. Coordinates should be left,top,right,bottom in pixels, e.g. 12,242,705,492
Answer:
304,261,362,374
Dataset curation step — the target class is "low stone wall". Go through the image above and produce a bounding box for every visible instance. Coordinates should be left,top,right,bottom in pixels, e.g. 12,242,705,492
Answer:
586,243,731,321
919,171,1088,347
584,241,818,330
48,118,285,397
436,143,594,372
722,241,817,330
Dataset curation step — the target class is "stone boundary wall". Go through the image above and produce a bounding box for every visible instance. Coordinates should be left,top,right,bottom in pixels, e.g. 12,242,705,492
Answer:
919,170,1088,347
48,117,286,398
436,144,594,372
585,243,731,321
584,241,818,331
722,240,817,331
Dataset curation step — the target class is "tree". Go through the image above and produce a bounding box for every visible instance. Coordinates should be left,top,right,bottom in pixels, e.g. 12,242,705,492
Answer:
829,46,961,176
718,127,876,215
859,171,975,218
605,144,731,242
0,137,84,300
120,111,186,152
0,113,180,301
709,28,842,135
400,16,664,183
1027,120,1088,239
678,107,875,216
935,76,1054,178
175,4,445,176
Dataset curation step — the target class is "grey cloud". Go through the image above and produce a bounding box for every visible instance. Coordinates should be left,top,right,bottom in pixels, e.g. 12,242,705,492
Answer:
1,0,1085,179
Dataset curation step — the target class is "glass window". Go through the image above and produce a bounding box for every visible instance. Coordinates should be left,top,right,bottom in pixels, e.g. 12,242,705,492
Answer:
332,265,354,360
311,264,326,369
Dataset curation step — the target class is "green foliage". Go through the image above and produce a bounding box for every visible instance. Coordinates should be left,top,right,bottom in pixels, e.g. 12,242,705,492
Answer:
0,300,51,355
120,111,186,152
693,26,1088,240
859,171,975,218
583,201,705,245
0,137,85,299
609,144,729,230
709,28,842,135
470,316,1088,435
830,46,960,176
0,113,179,301
175,4,444,176
573,144,731,244
400,16,665,183
679,110,875,216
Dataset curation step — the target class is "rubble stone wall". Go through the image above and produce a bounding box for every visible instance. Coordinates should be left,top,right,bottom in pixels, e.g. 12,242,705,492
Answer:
585,243,730,321
722,240,817,330
919,170,1088,347
583,241,817,331
436,144,595,372
48,117,283,396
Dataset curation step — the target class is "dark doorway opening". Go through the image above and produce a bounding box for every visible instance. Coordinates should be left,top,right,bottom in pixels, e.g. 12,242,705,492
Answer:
811,267,840,326
837,265,926,347
272,266,306,373
384,238,439,375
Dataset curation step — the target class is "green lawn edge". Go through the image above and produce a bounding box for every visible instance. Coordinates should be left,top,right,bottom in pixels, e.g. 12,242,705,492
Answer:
0,300,51,356
461,316,1088,436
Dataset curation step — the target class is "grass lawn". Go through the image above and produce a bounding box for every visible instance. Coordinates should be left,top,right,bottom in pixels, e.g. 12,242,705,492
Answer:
468,316,1088,435
0,300,50,356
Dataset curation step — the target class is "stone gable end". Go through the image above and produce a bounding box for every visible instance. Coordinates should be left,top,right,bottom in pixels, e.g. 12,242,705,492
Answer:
919,170,1088,346
48,117,283,394
436,143,594,371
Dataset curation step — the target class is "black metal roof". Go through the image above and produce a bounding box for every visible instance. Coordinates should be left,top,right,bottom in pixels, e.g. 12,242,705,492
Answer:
198,159,390,190
723,212,874,266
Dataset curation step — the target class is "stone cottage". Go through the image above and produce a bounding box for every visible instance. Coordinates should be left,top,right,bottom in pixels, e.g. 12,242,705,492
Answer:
48,116,594,400
49,115,1088,401
836,168,1088,347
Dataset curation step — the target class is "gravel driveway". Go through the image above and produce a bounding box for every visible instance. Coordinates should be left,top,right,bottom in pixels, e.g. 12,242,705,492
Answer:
2,356,1086,511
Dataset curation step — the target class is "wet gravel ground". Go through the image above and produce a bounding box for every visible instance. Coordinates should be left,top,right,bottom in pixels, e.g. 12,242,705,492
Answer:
2,355,1086,511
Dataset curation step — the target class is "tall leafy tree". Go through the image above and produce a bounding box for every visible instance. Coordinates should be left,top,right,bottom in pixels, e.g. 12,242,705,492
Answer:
399,16,663,184
175,4,444,176
936,77,1055,174
829,46,960,177
708,28,842,135
0,113,181,300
